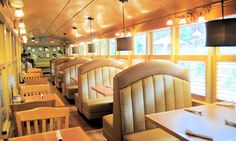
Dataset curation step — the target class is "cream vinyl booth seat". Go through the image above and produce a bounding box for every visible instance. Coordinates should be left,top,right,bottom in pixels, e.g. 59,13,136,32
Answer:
62,58,92,99
103,61,192,141
76,59,126,120
54,57,73,88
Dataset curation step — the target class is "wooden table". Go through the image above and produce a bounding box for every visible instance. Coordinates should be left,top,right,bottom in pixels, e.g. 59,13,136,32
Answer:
9,127,91,141
92,85,113,96
23,93,65,107
71,76,78,84
146,103,236,141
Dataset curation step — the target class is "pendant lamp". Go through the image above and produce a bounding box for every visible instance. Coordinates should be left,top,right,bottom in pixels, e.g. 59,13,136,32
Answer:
9,0,24,8
206,0,236,46
116,0,132,51
88,17,95,53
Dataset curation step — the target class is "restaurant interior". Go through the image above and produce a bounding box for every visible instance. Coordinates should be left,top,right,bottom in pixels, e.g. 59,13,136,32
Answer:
0,0,236,141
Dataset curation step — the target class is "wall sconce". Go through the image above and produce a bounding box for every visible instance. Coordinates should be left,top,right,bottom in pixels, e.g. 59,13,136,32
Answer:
166,18,173,26
18,19,25,28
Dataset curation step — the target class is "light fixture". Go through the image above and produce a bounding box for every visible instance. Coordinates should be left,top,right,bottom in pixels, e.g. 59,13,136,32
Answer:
19,28,26,34
166,19,173,25
206,0,236,46
15,8,24,17
31,37,35,42
72,47,78,54
18,19,25,28
115,33,120,37
116,0,132,51
22,35,27,43
198,16,206,23
179,18,187,24
9,0,24,8
87,17,95,53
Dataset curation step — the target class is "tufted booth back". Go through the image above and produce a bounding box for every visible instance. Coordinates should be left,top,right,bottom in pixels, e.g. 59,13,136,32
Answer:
63,58,92,89
77,59,126,112
113,61,192,141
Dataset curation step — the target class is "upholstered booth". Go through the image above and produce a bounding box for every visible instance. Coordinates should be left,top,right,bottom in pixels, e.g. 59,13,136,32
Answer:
54,57,73,88
62,58,92,99
50,57,70,84
103,61,192,141
75,59,126,120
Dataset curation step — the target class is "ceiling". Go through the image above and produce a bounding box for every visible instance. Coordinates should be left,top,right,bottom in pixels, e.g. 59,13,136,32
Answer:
21,0,220,42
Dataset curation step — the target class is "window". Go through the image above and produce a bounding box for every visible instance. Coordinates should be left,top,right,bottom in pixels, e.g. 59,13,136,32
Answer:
134,33,146,55
219,48,236,55
153,28,171,55
217,62,236,102
178,61,206,96
179,23,207,55
92,41,99,55
101,40,108,55
78,45,84,56
109,39,116,55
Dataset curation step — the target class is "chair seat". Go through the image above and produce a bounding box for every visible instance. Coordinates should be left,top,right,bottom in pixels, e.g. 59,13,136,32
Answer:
83,96,113,113
124,128,179,141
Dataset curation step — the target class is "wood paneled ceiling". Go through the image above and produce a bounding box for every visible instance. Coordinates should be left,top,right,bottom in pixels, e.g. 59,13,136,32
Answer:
22,0,220,42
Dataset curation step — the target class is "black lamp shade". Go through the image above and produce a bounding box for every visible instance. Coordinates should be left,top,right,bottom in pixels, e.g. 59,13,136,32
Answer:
116,37,132,51
72,47,78,54
88,43,95,53
206,18,236,46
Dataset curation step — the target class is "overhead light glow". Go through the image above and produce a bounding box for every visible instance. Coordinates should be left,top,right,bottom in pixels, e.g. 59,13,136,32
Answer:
120,32,125,37
19,28,26,34
126,32,132,37
115,33,120,37
198,16,206,23
9,0,24,8
15,9,24,17
18,20,25,28
166,19,173,25
179,18,187,24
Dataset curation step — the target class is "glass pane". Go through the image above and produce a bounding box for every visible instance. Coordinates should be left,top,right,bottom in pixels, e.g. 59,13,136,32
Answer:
109,39,116,55
179,23,207,55
134,33,146,55
93,41,99,55
101,40,108,55
178,61,206,96
153,28,171,55
217,62,236,102
219,48,236,55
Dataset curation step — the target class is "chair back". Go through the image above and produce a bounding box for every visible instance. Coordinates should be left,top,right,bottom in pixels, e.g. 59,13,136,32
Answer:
10,100,56,134
15,107,69,136
21,73,41,80
77,58,125,112
113,61,192,141
24,77,48,85
20,84,50,97
27,68,42,73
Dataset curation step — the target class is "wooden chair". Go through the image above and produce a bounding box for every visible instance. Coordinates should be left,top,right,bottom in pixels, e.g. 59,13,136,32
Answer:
24,78,48,85
20,84,50,97
27,68,42,73
10,100,56,136
15,107,69,136
21,73,41,80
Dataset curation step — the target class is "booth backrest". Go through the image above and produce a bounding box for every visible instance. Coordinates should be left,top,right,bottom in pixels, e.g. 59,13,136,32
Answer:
113,61,192,141
77,59,126,112
63,58,92,86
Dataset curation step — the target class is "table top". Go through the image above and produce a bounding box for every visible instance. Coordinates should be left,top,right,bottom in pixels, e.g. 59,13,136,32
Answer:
92,85,113,96
23,93,65,107
71,76,78,84
146,103,236,141
9,127,91,141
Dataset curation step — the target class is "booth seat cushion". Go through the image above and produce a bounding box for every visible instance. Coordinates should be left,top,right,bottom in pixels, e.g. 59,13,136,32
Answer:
66,85,78,98
103,114,113,140
124,128,179,141
83,97,113,113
